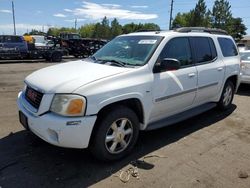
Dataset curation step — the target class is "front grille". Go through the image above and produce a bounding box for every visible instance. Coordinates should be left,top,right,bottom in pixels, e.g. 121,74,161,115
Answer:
25,86,43,109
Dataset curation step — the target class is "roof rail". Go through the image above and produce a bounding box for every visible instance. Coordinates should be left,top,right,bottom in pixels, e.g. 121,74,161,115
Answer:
174,27,228,35
136,29,162,33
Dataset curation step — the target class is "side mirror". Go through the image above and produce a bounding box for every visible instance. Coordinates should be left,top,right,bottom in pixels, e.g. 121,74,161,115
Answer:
153,58,181,73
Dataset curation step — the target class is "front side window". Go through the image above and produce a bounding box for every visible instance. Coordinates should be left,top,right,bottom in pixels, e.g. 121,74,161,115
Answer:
218,37,238,57
93,35,163,67
159,37,193,67
191,37,217,63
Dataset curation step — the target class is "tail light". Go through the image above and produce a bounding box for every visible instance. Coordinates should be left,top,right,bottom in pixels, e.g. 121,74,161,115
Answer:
240,60,245,70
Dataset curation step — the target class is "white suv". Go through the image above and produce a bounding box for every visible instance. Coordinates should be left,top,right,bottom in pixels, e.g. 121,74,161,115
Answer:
17,27,241,161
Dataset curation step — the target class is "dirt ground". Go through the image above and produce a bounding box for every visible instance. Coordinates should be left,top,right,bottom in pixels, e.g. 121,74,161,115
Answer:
0,61,250,188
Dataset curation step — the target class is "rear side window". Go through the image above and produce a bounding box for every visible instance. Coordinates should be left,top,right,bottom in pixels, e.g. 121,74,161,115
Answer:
160,37,193,67
191,37,217,63
218,37,238,57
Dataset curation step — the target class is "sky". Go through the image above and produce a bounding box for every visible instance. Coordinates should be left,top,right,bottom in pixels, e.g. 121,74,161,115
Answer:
0,0,250,35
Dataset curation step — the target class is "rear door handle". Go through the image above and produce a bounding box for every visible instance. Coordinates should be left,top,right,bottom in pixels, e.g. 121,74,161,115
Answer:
217,67,223,71
188,73,196,77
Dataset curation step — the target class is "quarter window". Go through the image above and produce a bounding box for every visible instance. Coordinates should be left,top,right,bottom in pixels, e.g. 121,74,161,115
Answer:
218,37,238,57
160,37,193,67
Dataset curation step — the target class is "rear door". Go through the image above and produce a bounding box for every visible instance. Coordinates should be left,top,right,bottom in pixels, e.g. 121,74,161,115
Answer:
191,37,225,104
150,37,198,123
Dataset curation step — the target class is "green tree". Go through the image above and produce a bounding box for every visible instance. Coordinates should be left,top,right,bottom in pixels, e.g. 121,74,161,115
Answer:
122,23,138,33
191,0,211,27
142,23,160,31
212,0,232,30
47,28,60,36
172,12,193,28
110,18,122,38
101,16,111,39
25,29,46,36
79,24,95,38
228,17,247,42
172,0,211,28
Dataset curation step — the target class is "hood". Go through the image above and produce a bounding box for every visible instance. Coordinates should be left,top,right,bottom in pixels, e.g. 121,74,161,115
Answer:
25,60,131,93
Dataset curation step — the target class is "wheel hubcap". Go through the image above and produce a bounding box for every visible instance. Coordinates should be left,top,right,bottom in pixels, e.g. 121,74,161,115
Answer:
105,118,133,154
223,85,233,106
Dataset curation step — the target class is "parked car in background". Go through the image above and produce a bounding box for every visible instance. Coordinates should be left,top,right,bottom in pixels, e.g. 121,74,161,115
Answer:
0,34,63,62
237,43,248,52
240,50,250,84
0,35,28,59
31,35,48,48
58,32,107,58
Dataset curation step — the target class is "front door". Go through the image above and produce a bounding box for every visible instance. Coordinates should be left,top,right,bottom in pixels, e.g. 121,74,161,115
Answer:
150,37,197,123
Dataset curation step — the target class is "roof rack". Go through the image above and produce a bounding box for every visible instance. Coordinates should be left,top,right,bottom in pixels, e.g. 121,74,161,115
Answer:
174,27,228,35
136,29,162,34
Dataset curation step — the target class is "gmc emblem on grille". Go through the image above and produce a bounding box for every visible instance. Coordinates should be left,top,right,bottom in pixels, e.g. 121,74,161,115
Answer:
27,89,37,101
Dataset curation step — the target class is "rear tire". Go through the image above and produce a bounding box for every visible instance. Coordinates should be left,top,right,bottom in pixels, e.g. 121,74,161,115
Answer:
218,80,235,110
90,105,139,161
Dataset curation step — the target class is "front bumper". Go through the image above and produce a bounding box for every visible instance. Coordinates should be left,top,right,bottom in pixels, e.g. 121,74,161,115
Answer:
17,91,97,149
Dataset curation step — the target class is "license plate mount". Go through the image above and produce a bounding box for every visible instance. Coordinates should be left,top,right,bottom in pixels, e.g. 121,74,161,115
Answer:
19,111,29,130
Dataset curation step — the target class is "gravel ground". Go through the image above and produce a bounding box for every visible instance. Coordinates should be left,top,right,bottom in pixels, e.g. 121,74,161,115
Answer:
0,61,250,188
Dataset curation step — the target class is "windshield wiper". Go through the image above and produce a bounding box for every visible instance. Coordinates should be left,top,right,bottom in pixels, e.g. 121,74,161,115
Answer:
98,59,126,67
84,56,97,62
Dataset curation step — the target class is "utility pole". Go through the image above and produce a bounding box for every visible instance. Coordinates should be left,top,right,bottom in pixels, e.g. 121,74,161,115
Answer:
75,18,77,32
169,0,174,30
12,1,16,35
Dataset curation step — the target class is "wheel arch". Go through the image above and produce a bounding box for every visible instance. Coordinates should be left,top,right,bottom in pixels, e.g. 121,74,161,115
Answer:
89,98,144,146
226,74,238,93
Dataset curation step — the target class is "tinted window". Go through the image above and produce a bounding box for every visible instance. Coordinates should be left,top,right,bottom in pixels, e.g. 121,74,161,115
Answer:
160,37,192,67
0,36,23,43
218,37,238,57
208,38,217,60
11,36,23,43
191,37,216,63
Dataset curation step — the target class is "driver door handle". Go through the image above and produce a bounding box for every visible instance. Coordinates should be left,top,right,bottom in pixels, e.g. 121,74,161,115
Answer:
188,73,196,77
217,67,223,71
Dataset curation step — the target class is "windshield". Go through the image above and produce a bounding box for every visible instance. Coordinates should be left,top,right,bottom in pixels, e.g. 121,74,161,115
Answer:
93,35,163,67
240,52,250,61
69,34,81,39
32,36,46,44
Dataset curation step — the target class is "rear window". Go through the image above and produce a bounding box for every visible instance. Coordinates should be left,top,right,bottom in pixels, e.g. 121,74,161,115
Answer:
191,37,217,63
218,37,238,57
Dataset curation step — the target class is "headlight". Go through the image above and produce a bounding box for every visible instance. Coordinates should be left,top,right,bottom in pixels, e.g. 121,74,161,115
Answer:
50,94,86,117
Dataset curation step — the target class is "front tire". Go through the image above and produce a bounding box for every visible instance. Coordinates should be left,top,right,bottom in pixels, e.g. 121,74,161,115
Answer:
51,52,62,62
218,80,235,110
90,106,139,161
